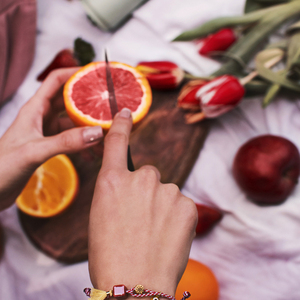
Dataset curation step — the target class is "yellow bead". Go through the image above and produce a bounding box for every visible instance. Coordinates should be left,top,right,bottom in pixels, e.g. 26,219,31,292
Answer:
134,285,144,294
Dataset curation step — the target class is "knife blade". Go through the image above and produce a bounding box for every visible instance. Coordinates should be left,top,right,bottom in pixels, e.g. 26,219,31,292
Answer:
104,50,135,171
105,50,119,118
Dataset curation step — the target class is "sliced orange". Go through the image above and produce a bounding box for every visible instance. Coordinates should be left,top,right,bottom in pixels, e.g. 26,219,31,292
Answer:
175,259,219,300
63,61,152,131
16,154,79,218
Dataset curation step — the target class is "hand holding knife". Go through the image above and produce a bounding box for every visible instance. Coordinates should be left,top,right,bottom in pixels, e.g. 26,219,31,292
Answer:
104,50,135,171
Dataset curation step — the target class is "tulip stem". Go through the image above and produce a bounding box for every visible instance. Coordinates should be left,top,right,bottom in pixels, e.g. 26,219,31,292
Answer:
239,53,284,85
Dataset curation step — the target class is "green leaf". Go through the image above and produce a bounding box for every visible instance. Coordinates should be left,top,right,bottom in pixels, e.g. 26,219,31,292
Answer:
173,5,279,41
244,0,292,14
74,38,95,66
256,47,284,64
244,79,270,95
287,58,300,79
265,39,288,50
244,0,268,13
286,32,300,69
255,48,300,91
262,83,281,107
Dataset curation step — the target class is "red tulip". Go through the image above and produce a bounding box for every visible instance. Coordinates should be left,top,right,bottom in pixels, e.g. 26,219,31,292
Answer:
136,61,184,90
198,28,237,56
195,203,223,236
183,75,245,123
177,79,206,110
198,75,244,117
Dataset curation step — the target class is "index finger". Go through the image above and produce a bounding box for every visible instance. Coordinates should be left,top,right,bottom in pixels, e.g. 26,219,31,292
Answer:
32,68,80,113
36,68,80,99
101,108,133,172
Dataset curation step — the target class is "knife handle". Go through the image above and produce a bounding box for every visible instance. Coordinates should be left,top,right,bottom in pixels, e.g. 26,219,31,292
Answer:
127,145,135,172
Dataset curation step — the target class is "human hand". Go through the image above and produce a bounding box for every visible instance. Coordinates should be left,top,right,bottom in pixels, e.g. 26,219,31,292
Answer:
0,68,103,211
88,108,197,298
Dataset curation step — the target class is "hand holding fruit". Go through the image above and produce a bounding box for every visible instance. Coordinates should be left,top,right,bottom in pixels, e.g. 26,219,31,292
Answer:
88,109,198,298
0,68,103,211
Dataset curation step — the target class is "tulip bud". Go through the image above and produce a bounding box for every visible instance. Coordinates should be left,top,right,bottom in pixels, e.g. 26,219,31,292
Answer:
198,75,244,117
185,75,245,123
177,79,206,110
136,61,184,90
197,28,237,56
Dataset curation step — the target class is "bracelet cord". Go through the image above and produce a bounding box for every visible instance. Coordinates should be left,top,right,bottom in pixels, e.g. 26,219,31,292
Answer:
127,287,174,300
84,287,191,300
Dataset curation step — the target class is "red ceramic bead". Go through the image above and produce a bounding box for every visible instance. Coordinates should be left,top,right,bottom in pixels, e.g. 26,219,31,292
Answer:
113,285,127,298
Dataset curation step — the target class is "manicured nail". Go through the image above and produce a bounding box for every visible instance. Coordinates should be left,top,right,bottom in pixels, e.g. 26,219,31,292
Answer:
119,108,131,118
83,126,103,143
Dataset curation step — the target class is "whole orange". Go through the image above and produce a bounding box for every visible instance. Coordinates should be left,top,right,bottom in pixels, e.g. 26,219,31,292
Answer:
175,259,219,300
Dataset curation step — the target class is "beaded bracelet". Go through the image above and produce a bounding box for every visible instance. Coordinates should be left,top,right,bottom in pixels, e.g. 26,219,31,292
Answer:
84,284,191,300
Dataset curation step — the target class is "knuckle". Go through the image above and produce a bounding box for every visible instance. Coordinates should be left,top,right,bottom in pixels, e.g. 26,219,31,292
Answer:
45,68,73,86
164,183,180,197
180,198,198,229
184,199,198,222
138,166,159,182
105,132,128,146
59,133,74,149
98,169,121,189
47,69,63,82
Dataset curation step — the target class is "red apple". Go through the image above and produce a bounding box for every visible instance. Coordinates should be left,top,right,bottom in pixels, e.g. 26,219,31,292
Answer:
233,135,300,205
195,203,223,235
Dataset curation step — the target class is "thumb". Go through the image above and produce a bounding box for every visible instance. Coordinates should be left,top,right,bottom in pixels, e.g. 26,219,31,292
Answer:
36,126,103,162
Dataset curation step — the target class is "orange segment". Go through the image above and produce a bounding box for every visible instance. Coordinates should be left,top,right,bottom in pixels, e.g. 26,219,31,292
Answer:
176,259,219,300
63,61,152,130
16,154,79,218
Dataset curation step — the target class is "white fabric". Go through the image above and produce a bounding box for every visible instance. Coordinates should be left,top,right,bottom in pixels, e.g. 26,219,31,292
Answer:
1,0,300,299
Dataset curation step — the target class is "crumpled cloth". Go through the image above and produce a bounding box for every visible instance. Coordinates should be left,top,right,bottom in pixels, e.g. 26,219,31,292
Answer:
0,0,36,105
1,0,300,299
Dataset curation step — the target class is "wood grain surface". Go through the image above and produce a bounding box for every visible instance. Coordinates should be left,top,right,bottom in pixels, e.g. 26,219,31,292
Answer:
18,87,210,264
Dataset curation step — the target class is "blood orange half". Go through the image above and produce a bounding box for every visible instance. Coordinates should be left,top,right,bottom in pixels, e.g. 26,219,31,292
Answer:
63,61,152,130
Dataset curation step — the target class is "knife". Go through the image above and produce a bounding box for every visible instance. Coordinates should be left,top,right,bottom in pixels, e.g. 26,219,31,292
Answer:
104,50,135,171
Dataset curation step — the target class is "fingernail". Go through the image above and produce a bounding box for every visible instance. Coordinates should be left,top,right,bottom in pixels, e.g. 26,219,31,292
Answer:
83,126,103,143
119,108,131,118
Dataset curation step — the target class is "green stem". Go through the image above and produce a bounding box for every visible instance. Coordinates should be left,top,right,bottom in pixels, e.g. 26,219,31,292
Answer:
184,73,213,80
262,83,281,107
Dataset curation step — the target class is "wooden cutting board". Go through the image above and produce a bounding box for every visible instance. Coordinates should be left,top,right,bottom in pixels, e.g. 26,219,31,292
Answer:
18,87,210,264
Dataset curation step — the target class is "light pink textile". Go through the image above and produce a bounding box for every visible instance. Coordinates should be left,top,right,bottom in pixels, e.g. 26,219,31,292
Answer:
0,0,36,104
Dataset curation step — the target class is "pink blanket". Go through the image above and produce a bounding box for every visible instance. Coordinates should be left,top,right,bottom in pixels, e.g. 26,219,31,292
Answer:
0,0,36,104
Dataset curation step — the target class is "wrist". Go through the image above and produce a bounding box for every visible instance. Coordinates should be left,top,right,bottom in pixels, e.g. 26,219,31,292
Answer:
93,280,177,298
92,269,177,297
84,284,180,300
